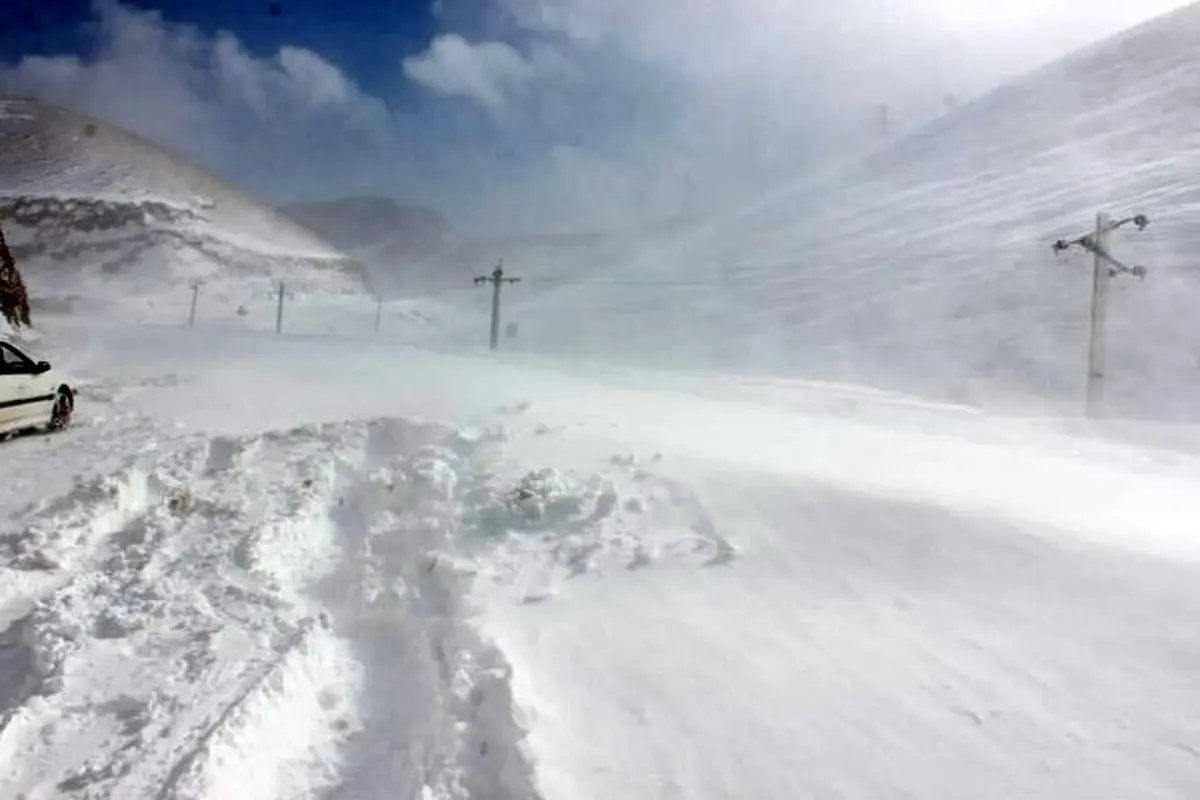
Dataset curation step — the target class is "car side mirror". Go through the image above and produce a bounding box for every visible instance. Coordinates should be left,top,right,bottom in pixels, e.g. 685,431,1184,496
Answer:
33,361,50,375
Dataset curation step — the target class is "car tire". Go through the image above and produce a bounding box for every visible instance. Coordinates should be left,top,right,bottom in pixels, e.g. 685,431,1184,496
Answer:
48,387,74,431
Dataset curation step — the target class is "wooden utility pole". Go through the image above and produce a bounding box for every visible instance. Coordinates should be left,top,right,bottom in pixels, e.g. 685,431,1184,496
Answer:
373,294,383,334
1052,212,1149,417
188,280,203,328
1086,213,1110,415
269,280,294,334
474,260,520,351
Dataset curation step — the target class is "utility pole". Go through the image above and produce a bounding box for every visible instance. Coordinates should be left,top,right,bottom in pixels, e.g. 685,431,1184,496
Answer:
1052,212,1150,417
187,279,203,328
269,280,294,334
474,260,520,351
374,294,383,334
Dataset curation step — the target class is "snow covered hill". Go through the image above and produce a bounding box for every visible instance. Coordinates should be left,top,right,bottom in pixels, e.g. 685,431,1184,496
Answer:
305,212,706,302
390,218,705,296
494,2,1200,420
0,99,366,318
277,196,449,269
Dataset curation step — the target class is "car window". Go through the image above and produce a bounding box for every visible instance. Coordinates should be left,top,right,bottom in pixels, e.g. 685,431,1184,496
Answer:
0,343,33,372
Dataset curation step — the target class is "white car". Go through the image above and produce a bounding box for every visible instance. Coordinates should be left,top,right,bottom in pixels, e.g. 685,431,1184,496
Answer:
0,340,75,436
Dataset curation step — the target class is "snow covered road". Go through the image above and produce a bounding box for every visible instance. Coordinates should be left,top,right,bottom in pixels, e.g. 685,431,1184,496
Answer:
489,472,1200,799
1,416,546,799
4,322,1200,798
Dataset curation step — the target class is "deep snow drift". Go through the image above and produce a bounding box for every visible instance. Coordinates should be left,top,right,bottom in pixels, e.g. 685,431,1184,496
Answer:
0,415,542,799
5,319,1200,799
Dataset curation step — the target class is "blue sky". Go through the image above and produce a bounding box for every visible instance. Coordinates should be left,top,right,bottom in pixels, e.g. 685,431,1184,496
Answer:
0,0,1192,234
2,0,437,98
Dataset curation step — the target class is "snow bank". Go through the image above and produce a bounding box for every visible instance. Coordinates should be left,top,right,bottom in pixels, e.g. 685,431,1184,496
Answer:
0,416,548,798
0,422,363,797
0,379,766,799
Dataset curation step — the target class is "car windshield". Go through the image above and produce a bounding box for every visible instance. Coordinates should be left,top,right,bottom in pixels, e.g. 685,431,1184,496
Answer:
0,343,31,369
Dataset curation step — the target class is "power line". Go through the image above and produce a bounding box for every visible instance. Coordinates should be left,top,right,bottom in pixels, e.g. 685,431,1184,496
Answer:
520,277,723,288
401,276,740,297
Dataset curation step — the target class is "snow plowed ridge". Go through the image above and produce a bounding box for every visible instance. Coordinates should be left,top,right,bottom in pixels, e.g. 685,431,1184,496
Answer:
0,411,732,798
318,419,728,798
0,417,528,796
320,419,542,800
0,428,347,799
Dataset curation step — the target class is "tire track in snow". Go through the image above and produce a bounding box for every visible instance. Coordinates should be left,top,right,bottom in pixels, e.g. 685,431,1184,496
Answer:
0,438,178,740
0,419,169,629
319,418,542,800
162,426,365,800
155,619,324,800
1,411,734,799
319,417,737,799
0,423,363,799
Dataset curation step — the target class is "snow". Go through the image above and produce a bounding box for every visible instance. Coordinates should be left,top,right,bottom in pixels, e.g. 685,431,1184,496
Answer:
0,413,539,799
462,1,1200,421
4,315,1200,799
0,100,340,259
0,99,367,317
7,4,1200,797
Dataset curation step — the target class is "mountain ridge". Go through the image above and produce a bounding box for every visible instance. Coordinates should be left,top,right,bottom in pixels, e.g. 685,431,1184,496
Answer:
0,98,366,303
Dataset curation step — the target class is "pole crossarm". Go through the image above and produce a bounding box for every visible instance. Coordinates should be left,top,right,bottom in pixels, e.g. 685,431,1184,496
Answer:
1049,210,1152,418
474,260,521,350
1052,213,1150,279
475,261,521,286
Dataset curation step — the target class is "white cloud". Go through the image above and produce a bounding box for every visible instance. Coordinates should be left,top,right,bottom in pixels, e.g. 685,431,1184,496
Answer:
493,0,1195,118
461,0,1196,228
2,0,1191,236
209,31,390,133
403,34,533,110
0,0,392,154
276,46,362,109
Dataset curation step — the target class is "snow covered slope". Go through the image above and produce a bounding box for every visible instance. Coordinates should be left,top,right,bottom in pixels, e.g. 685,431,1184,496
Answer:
320,213,705,303
0,99,365,314
496,2,1200,420
277,196,448,269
